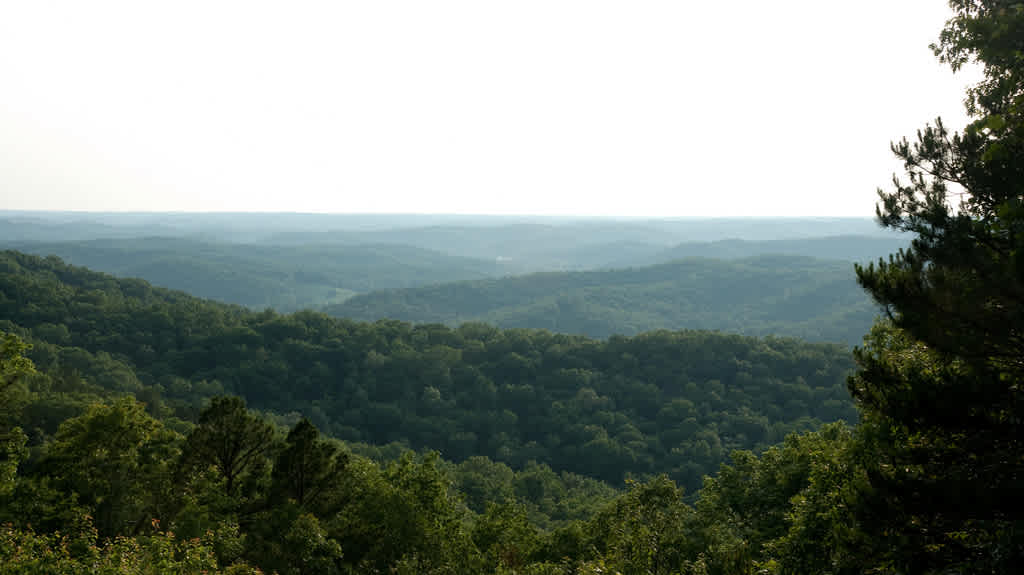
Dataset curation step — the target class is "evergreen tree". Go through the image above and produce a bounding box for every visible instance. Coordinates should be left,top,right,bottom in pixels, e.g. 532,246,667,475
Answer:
184,396,275,496
852,1,1024,571
272,419,345,509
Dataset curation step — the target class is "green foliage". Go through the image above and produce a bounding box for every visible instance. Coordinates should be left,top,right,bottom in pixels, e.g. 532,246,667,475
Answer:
765,429,871,575
0,521,257,574
282,513,343,575
327,452,478,573
0,250,858,494
848,1,1024,571
184,396,275,495
0,332,34,499
0,331,35,397
328,255,878,345
472,502,541,573
271,419,346,510
0,340,865,575
43,398,181,537
933,0,1024,117
585,476,695,575
0,428,26,499
3,3,1021,573
9,238,503,312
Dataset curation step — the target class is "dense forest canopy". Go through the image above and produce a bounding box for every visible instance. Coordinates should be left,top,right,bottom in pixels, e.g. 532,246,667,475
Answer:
0,250,857,491
0,249,861,573
6,238,503,311
2,1,1022,573
327,255,878,344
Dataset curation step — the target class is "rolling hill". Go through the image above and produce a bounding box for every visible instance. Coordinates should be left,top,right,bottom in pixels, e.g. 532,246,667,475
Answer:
326,255,879,345
0,249,857,491
6,237,504,311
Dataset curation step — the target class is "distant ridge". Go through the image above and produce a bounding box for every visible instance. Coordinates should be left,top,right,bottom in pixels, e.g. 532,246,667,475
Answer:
326,254,879,345
646,235,910,266
6,237,501,312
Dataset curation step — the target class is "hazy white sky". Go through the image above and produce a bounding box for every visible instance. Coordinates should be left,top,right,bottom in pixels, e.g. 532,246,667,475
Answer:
0,1,979,217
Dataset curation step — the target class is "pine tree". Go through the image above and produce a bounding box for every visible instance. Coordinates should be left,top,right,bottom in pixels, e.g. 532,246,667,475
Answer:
851,1,1024,571
271,419,345,509
184,396,275,496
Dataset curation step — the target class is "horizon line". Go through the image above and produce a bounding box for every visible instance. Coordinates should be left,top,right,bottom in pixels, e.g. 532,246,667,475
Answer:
0,209,879,220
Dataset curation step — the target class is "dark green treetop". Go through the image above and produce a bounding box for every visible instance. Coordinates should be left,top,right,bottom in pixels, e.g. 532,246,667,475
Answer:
184,395,276,496
852,1,1024,571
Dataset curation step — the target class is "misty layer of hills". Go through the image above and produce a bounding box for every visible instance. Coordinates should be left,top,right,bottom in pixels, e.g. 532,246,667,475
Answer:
325,255,878,345
1,212,903,343
5,237,503,311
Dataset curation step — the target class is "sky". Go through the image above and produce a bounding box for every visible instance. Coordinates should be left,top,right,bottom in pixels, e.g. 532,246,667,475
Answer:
0,1,981,217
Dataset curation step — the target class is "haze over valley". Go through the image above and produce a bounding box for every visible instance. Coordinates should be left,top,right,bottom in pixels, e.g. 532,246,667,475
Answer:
2,212,903,344
1,0,1017,572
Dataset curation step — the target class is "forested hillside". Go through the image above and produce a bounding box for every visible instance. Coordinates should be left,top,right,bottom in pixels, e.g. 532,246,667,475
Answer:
7,237,504,311
3,1,1021,572
0,324,862,574
1,332,624,573
328,255,878,344
0,249,868,572
0,249,856,492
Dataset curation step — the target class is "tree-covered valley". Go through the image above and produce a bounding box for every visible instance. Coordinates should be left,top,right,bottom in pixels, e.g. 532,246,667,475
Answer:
0,250,857,491
2,0,1023,573
0,249,863,573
